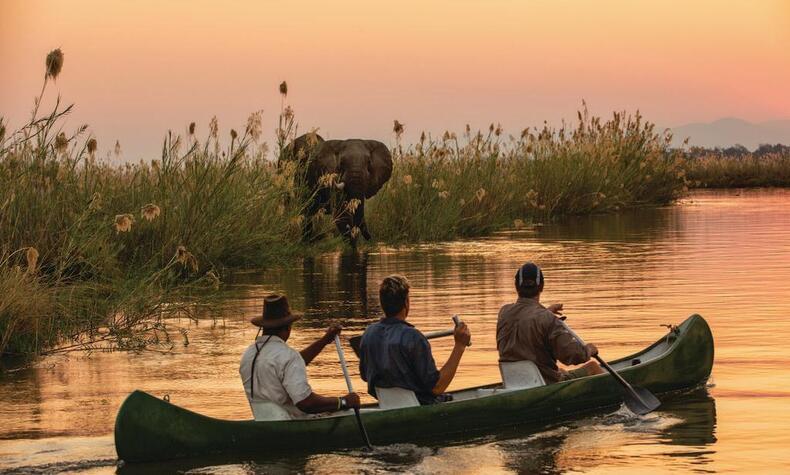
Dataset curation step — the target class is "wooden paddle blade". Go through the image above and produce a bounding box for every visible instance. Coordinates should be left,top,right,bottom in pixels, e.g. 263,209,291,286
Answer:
594,355,660,416
349,335,362,358
623,386,661,415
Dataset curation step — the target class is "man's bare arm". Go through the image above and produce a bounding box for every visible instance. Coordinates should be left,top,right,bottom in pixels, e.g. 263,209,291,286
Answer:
300,325,341,365
432,322,471,395
296,392,360,413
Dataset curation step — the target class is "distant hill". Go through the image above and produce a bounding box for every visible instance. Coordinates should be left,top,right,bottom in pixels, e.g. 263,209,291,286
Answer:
669,118,790,150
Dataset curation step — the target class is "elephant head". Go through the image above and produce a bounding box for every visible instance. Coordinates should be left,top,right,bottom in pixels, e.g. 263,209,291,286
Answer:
287,134,393,245
313,139,392,200
313,139,393,244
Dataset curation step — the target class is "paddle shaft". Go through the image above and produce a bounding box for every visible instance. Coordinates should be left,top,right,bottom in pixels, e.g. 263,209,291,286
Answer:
559,321,651,408
349,316,470,359
424,328,454,339
334,335,372,449
592,355,647,402
424,328,471,346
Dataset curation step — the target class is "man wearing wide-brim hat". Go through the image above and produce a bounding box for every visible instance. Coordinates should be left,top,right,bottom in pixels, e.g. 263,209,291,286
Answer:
239,294,360,420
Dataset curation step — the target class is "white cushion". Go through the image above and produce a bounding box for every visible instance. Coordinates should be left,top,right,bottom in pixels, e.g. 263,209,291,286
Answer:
375,386,420,410
499,360,546,389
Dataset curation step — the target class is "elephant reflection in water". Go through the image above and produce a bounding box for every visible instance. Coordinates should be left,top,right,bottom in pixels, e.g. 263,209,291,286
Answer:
282,132,393,246
301,251,372,324
297,252,374,337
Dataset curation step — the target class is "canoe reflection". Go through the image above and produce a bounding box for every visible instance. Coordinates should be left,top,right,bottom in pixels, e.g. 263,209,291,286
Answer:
496,388,717,474
660,388,717,446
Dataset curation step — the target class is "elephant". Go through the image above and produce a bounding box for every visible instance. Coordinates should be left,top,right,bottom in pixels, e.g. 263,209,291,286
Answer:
282,132,393,245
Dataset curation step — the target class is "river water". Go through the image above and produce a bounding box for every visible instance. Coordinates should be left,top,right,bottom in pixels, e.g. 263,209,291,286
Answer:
1,189,790,474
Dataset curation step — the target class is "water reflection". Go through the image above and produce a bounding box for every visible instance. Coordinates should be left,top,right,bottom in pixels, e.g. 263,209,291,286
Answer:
2,189,789,474
534,204,681,243
300,252,374,327
661,390,717,447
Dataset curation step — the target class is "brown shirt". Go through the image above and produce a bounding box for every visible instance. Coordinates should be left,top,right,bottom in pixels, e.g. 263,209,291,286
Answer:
496,298,591,384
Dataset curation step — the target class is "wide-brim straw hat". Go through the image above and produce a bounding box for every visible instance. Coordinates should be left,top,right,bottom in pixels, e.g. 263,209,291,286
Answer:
250,294,302,330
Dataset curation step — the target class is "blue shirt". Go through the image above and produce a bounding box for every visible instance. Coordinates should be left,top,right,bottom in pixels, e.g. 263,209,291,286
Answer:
358,317,441,405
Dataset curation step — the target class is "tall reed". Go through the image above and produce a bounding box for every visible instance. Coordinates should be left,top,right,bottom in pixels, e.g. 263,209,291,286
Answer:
0,51,320,356
684,152,790,188
367,108,688,242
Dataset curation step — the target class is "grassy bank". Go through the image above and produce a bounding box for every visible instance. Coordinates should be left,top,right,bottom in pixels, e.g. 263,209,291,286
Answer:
0,50,709,357
684,152,790,188
1,106,687,355
0,115,316,354
0,52,326,356
369,111,687,242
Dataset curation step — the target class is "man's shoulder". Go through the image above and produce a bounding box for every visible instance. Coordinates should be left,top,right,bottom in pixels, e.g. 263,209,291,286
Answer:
401,325,427,344
532,307,559,325
361,321,383,342
257,338,301,362
277,341,302,361
498,301,535,320
499,301,554,322
498,302,517,317
364,319,422,336
362,321,384,334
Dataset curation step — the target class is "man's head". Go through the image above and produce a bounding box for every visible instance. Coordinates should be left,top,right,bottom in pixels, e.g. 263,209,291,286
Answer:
515,262,544,299
251,294,301,339
379,274,411,318
268,323,293,340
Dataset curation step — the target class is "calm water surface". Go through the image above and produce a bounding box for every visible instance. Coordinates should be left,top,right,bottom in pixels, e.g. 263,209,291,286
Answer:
1,189,790,474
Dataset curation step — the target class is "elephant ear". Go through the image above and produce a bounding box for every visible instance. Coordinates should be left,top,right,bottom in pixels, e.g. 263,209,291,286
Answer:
306,139,342,185
288,132,324,166
364,140,393,198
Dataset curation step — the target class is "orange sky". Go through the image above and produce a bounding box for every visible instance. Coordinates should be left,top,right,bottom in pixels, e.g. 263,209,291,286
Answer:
1,0,789,159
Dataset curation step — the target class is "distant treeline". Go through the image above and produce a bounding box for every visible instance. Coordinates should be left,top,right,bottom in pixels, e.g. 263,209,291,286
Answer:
682,144,790,188
683,143,790,159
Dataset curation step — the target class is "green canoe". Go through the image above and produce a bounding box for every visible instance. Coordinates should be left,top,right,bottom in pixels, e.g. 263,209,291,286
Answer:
115,314,714,463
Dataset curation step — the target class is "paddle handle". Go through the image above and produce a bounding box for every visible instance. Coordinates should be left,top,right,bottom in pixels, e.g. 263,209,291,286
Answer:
334,335,372,449
559,321,649,406
452,315,472,347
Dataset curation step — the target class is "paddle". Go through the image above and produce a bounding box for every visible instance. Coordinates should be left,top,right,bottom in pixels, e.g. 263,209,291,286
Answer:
334,335,373,449
560,320,661,415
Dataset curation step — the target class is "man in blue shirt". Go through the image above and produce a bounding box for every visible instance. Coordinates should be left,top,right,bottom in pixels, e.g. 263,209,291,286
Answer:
358,275,471,405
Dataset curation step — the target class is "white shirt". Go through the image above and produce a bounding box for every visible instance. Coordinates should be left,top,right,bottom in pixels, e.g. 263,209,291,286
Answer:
239,335,313,419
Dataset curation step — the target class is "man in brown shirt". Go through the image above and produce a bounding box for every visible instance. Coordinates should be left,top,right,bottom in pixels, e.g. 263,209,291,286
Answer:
497,262,603,384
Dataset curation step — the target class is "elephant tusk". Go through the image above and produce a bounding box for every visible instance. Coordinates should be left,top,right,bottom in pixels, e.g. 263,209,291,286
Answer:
335,181,346,190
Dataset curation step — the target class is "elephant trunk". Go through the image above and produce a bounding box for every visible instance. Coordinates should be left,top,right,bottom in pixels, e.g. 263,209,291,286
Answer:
341,168,367,199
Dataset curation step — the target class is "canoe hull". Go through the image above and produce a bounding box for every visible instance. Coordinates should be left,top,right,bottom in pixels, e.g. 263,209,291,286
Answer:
115,314,714,463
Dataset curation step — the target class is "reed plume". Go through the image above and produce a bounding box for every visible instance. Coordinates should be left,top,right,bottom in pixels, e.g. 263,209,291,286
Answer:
141,204,161,221
45,48,64,80
25,247,39,274
393,120,404,137
114,214,134,233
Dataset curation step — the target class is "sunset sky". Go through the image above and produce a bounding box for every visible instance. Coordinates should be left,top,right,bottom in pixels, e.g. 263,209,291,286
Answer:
2,0,789,160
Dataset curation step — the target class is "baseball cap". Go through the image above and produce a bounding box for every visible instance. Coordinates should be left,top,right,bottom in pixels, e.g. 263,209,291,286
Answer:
516,262,544,288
